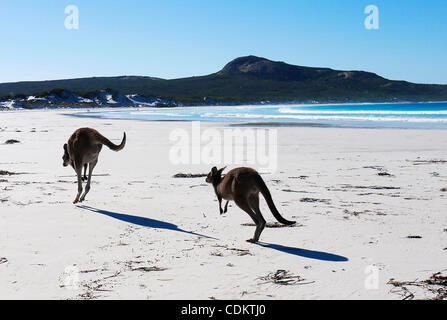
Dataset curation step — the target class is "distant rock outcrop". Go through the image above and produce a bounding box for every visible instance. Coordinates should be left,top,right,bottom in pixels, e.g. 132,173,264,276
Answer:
218,55,382,81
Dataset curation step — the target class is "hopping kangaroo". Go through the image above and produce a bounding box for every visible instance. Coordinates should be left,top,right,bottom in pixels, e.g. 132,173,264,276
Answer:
62,127,126,204
206,166,295,243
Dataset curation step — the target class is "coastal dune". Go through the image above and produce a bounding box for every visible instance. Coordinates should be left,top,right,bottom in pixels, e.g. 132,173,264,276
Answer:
1,109,446,299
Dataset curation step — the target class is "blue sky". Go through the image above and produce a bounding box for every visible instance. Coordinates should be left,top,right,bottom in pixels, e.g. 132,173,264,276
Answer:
1,0,446,84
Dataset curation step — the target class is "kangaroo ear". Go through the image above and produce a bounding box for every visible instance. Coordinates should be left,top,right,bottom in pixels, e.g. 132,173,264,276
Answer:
211,166,217,173
63,143,68,151
218,166,227,173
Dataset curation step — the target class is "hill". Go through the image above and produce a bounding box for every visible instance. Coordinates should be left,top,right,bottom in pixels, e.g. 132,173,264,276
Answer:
1,56,447,106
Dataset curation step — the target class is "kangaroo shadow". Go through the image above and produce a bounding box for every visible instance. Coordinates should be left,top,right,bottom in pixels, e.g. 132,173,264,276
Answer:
257,242,348,262
77,205,217,240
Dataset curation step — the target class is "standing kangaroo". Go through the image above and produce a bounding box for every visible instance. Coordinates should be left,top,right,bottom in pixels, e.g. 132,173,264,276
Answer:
206,166,295,243
62,127,126,204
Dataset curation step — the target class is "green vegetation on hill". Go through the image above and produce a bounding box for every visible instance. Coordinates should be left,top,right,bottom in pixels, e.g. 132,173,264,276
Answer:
1,56,447,104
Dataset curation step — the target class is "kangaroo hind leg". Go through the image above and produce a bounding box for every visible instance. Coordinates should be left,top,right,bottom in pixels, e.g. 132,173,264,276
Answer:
248,193,266,243
234,195,260,243
223,200,229,213
80,159,97,203
82,164,88,181
73,163,83,204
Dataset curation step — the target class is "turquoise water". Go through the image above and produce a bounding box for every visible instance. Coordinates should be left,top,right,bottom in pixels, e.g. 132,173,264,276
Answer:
73,102,447,129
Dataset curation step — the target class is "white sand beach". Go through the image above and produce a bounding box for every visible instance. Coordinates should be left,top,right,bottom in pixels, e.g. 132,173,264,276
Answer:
1,108,446,300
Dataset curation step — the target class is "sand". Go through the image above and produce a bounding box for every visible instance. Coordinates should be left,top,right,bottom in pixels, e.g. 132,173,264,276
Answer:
0,108,446,300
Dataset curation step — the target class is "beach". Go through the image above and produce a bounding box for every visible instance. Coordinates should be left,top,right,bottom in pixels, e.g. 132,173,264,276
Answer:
1,108,446,300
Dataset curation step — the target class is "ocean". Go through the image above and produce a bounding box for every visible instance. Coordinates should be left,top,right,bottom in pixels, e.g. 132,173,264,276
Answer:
72,102,447,129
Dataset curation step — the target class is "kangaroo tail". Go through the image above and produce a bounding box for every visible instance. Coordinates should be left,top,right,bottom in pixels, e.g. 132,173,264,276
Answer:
255,174,296,225
98,132,126,151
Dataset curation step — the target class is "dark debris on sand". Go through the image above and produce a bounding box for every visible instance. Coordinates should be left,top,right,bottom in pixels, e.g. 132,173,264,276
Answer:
300,197,331,204
241,222,299,228
340,184,400,190
173,173,207,178
388,272,447,300
411,159,447,165
122,260,168,272
363,165,384,170
364,166,394,177
282,189,311,194
0,257,7,264
0,170,17,176
4,139,20,144
131,266,167,272
258,270,311,286
288,176,309,180
77,271,122,300
343,209,371,217
79,268,108,274
211,244,253,256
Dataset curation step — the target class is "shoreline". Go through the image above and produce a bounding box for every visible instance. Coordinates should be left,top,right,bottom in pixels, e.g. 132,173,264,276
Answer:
2,107,447,131
65,102,447,130
3,99,447,111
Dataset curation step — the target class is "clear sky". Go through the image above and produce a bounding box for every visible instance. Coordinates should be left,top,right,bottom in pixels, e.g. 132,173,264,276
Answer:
1,0,446,84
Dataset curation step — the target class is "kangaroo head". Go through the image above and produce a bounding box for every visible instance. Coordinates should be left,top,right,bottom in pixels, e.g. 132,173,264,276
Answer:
206,166,226,184
62,143,71,167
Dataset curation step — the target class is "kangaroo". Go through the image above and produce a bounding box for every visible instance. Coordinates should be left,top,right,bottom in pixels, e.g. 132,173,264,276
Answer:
62,127,126,204
206,166,295,243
